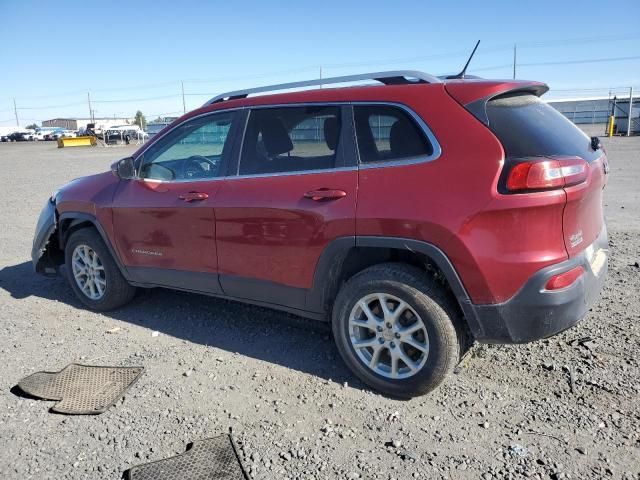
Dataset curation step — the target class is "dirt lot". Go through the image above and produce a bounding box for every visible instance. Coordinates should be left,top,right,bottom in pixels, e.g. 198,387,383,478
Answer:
0,136,638,480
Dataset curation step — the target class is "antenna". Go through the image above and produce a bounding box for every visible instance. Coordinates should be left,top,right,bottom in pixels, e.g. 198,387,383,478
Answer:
448,40,481,79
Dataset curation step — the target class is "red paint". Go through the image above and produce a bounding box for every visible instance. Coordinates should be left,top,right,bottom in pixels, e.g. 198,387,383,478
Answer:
444,79,548,105
111,179,221,272
214,170,356,289
53,78,605,307
562,156,606,258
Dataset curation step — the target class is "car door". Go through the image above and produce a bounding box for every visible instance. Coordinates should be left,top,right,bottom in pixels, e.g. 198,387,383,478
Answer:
214,105,357,310
111,110,241,293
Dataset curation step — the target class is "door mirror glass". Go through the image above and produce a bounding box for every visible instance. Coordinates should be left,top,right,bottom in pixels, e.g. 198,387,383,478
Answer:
112,157,136,179
590,136,601,151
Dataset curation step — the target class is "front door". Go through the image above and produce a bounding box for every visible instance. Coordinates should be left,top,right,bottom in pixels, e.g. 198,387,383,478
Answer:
214,105,357,310
111,110,240,293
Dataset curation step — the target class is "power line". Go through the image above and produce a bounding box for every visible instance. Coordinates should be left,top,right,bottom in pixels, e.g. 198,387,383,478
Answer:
472,55,640,73
16,101,86,110
183,66,319,84
92,94,180,104
521,55,640,67
6,32,638,103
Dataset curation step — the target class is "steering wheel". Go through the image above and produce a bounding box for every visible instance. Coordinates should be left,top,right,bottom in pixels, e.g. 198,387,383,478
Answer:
182,155,217,179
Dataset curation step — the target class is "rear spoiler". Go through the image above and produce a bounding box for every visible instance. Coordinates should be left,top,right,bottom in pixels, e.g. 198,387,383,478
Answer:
445,80,549,125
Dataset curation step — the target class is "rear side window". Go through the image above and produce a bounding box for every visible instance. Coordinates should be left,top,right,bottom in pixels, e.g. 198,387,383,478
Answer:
239,106,341,175
486,93,600,162
354,105,433,163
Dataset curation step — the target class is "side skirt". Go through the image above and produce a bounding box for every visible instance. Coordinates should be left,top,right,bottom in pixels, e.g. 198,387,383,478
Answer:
128,268,326,322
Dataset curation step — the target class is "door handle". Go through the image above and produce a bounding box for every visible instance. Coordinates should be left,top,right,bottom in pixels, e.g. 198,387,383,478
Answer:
304,189,347,201
178,192,209,202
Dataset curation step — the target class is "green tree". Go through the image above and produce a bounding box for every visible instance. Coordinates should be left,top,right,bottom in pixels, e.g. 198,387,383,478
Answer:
133,111,146,130
26,123,38,130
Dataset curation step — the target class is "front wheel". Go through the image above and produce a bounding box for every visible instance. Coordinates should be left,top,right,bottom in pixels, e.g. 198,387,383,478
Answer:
332,263,461,398
64,229,136,311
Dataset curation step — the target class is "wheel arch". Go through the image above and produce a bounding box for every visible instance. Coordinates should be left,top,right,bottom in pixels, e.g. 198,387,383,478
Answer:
306,236,482,338
58,212,129,279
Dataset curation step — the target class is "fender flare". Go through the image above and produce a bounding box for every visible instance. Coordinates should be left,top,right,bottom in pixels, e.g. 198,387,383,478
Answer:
306,235,483,336
58,212,130,279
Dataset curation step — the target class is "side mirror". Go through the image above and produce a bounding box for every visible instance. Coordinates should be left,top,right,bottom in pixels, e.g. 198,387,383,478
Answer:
111,157,136,179
590,136,601,151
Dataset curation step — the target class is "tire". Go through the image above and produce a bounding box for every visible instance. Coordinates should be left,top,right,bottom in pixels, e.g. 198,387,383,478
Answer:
332,263,461,398
64,228,136,311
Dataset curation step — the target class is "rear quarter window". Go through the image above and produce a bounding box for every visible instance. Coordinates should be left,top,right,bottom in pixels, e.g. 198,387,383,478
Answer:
486,93,600,162
354,105,433,163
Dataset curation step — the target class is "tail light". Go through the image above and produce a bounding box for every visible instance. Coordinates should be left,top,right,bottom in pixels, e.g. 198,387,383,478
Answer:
506,157,588,192
545,265,584,290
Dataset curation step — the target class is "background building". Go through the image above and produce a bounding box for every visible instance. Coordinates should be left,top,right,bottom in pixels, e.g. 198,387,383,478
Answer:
42,117,133,131
547,95,639,134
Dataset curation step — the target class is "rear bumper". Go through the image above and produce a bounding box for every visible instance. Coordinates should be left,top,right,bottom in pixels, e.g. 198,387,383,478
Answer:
32,200,58,275
469,225,609,343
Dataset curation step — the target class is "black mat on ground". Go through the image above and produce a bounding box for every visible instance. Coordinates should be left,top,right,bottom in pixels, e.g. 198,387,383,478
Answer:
126,435,248,480
17,363,143,414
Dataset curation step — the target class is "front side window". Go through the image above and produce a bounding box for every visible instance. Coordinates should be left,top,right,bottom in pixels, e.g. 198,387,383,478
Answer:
239,106,341,175
354,105,433,163
138,111,236,181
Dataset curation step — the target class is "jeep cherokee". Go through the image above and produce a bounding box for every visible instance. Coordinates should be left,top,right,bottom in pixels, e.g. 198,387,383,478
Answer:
32,71,609,397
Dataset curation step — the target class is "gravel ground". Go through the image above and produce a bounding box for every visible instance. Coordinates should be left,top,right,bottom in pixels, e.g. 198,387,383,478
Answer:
0,136,638,480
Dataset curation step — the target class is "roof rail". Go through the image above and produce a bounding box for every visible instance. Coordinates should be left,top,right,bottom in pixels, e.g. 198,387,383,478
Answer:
204,70,442,105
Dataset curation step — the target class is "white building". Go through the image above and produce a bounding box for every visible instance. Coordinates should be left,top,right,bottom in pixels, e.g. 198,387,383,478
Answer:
42,117,133,131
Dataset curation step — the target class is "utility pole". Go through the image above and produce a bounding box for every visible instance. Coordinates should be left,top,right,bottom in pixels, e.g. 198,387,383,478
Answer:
628,87,634,137
512,44,517,80
87,92,93,123
13,98,19,126
181,81,186,114
319,66,323,89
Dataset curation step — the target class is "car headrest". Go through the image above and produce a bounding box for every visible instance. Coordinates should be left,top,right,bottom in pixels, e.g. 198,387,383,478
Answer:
323,117,339,151
260,118,293,156
389,119,425,158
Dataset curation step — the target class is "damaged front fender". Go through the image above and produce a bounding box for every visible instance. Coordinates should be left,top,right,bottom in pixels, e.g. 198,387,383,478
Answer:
32,200,59,275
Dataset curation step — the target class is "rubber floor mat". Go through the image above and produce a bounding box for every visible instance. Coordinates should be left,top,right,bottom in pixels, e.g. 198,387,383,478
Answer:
126,435,248,480
17,363,143,414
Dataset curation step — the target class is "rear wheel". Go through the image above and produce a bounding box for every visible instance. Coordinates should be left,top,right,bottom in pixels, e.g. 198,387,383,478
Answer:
332,263,461,398
64,229,136,311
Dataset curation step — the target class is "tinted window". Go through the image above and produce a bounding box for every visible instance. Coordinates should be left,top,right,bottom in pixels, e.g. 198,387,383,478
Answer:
239,106,341,175
486,93,600,161
354,105,433,163
139,112,236,181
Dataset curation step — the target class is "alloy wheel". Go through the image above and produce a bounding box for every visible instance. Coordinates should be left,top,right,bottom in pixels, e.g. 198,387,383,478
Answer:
71,244,106,300
348,293,429,379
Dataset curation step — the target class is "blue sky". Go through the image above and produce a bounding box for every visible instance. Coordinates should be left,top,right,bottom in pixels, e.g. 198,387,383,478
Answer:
1,0,639,126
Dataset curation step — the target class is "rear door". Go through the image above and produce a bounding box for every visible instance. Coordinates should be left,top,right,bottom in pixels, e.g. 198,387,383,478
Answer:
214,105,357,310
111,110,240,292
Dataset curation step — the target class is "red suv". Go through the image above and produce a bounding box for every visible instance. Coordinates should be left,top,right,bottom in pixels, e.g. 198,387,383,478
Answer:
32,71,609,397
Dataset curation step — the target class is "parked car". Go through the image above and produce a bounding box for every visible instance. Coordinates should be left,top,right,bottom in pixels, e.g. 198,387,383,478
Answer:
21,130,37,141
8,130,30,141
33,130,48,141
146,119,177,139
105,125,146,144
43,129,65,141
32,70,609,397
